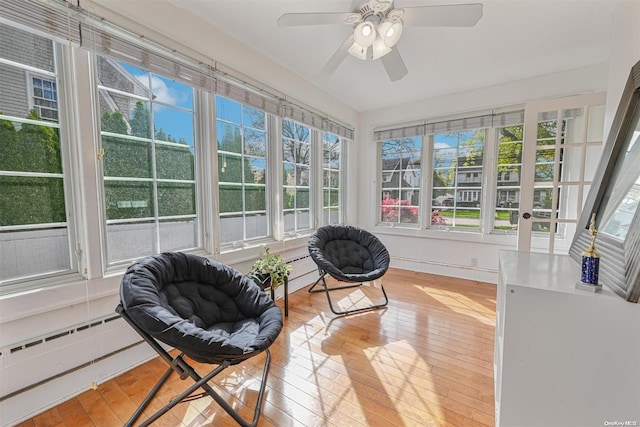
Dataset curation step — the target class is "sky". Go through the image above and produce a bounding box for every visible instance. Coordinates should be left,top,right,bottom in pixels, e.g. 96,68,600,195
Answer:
120,62,195,147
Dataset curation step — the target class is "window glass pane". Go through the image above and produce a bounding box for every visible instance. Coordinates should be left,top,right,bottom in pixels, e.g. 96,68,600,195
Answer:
0,118,62,173
216,95,241,123
97,57,149,96
379,137,422,225
154,107,194,146
283,211,295,233
103,137,152,178
219,215,243,243
245,186,267,211
159,219,197,252
217,121,241,153
219,185,243,213
107,222,154,261
585,145,602,181
0,228,70,281
296,188,310,209
242,106,265,130
564,109,584,144
99,91,151,138
104,181,154,220
150,73,193,109
244,129,266,157
218,154,243,183
246,157,266,184
0,176,65,226
431,131,483,229
245,213,268,240
157,144,195,180
158,182,195,216
296,210,311,230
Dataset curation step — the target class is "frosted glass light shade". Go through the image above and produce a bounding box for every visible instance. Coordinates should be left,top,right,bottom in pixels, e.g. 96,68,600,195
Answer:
378,20,403,47
348,42,368,60
354,21,376,47
372,37,392,60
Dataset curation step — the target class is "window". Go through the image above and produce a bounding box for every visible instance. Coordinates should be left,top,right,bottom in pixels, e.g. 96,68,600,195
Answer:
96,57,197,265
0,23,72,284
380,137,421,224
282,119,312,233
29,75,58,121
216,95,269,245
494,124,524,231
322,132,342,225
432,130,485,229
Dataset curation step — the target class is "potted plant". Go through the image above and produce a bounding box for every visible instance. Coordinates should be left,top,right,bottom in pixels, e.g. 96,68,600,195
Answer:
248,245,292,292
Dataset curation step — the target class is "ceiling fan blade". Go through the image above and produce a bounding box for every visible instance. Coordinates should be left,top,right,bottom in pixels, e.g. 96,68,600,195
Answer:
401,3,483,27
380,47,408,82
318,35,354,82
277,12,356,27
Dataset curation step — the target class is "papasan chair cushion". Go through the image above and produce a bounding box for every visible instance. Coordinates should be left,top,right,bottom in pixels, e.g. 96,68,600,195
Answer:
308,224,390,283
120,252,283,364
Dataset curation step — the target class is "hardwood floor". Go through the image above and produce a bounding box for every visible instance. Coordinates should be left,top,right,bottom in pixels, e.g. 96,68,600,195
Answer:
17,268,496,427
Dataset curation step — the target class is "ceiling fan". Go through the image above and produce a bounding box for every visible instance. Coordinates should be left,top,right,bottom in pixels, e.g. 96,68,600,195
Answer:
277,1,483,82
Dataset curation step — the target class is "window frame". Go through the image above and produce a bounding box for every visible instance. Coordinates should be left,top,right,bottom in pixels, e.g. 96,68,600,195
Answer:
321,131,344,226
93,55,199,268
0,35,82,293
215,95,271,250
281,118,315,236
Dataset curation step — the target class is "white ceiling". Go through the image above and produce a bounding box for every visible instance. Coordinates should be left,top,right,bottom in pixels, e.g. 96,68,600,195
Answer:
167,0,614,113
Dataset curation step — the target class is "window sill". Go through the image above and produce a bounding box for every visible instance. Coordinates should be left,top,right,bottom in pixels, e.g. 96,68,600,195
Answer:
372,224,518,245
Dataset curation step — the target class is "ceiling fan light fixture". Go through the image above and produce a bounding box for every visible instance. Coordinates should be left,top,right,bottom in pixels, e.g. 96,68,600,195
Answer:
348,42,368,60
353,21,376,47
371,37,392,60
379,20,403,47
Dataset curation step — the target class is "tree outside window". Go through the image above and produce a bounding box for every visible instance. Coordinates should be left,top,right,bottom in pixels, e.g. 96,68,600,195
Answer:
431,130,484,229
283,119,312,233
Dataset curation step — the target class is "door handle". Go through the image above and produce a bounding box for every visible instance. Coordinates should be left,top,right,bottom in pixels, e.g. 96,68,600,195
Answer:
522,212,532,219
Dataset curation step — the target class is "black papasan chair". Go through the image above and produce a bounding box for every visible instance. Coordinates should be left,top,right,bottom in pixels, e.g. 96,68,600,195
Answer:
308,224,390,315
116,252,283,427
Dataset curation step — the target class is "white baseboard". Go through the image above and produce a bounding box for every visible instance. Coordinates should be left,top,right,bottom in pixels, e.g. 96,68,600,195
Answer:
0,342,156,427
391,256,498,284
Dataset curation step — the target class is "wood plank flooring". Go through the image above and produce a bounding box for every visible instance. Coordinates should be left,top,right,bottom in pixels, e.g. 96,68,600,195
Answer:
17,268,496,427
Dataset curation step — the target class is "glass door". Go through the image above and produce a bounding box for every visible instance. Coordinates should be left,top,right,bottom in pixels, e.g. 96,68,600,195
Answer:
517,93,606,253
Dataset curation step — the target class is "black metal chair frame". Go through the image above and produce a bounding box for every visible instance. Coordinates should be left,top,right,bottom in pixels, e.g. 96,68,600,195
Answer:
116,304,270,427
308,225,390,316
308,272,389,316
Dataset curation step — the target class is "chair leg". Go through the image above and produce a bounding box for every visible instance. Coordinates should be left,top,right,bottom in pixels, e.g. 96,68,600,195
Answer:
309,274,389,316
135,351,271,427
116,305,271,427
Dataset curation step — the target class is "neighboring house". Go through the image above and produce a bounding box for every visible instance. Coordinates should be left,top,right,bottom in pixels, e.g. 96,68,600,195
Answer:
96,56,151,127
0,25,147,125
381,157,419,205
0,25,57,121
